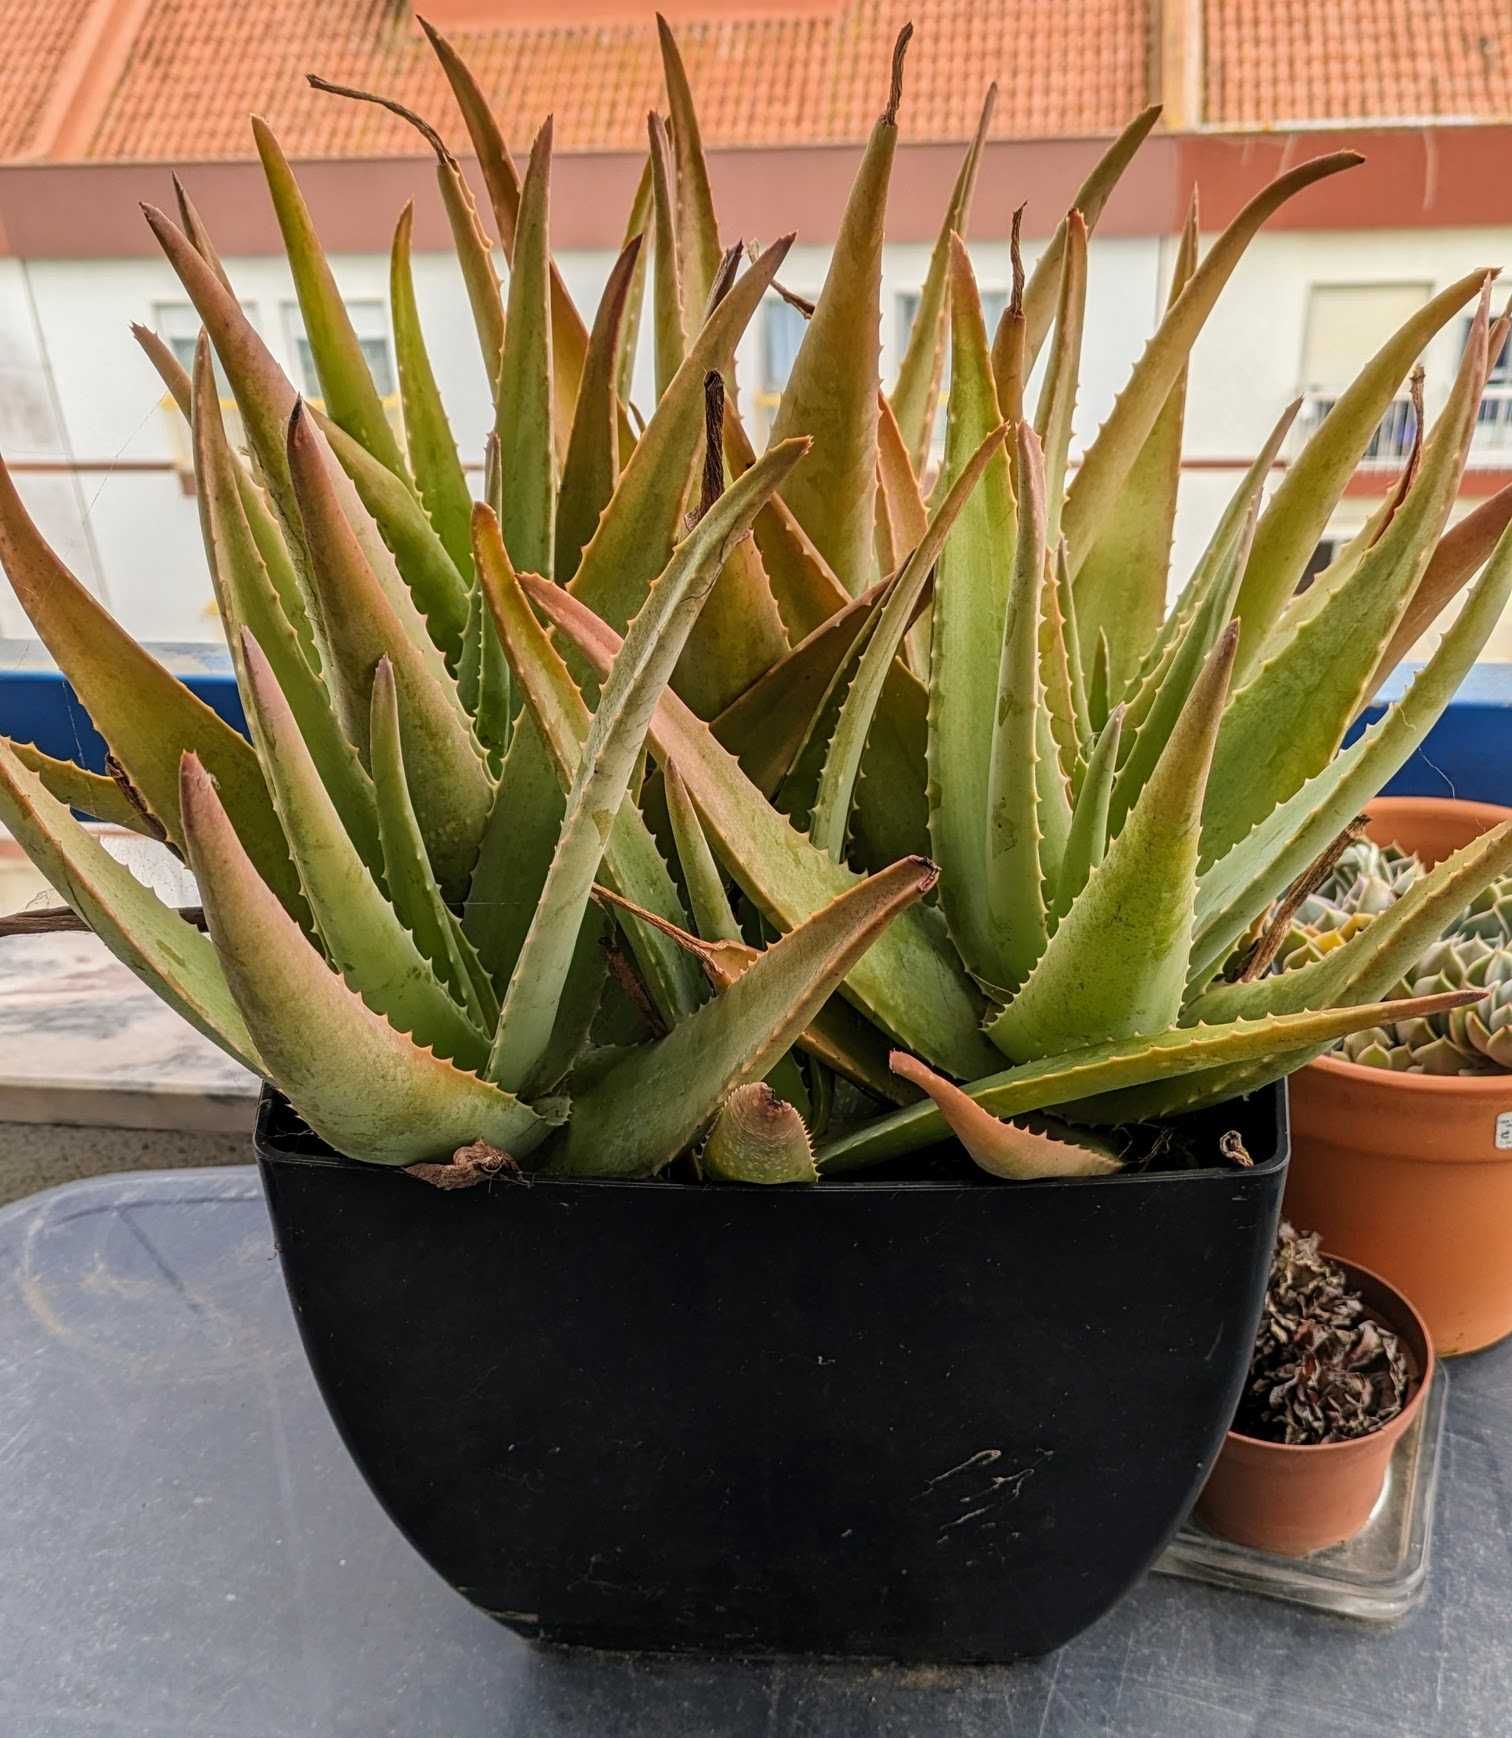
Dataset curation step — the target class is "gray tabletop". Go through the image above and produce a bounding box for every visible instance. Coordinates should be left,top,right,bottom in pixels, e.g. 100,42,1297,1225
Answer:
3,1167,1509,1738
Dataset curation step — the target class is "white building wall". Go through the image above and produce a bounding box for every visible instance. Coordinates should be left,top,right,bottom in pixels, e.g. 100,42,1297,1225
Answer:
2,222,1509,654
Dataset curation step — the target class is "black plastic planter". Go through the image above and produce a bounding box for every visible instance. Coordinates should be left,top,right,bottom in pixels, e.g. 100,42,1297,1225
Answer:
256,1082,1288,1662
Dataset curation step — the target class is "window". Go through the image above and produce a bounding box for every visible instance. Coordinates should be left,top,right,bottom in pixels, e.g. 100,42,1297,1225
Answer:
1299,283,1431,464
749,294,814,440
153,300,253,395
1466,315,1512,463
281,298,397,402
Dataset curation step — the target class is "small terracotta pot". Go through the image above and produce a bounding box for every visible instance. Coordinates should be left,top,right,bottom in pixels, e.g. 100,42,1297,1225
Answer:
1195,1260,1434,1557
1285,795,1512,1356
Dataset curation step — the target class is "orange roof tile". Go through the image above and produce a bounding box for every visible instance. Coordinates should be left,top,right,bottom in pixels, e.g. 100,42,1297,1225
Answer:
0,0,100,160
82,0,1150,162
1205,0,1512,128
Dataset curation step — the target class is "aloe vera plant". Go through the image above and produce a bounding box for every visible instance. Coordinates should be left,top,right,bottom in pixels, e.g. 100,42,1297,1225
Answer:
0,22,1506,1186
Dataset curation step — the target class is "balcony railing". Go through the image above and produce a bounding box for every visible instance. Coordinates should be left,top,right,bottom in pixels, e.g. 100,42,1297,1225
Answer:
1300,385,1512,470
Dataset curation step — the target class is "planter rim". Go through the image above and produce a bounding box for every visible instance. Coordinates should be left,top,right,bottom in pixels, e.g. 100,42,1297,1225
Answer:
1305,1050,1512,1100
1366,794,1512,826
257,1142,1286,1193
1220,1255,1434,1458
256,1080,1286,1193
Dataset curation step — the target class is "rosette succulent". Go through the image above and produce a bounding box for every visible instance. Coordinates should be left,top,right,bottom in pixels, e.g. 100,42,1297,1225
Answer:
1,21,1509,1181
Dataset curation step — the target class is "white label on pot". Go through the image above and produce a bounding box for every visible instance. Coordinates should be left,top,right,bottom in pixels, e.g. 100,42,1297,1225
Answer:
1497,1112,1512,1150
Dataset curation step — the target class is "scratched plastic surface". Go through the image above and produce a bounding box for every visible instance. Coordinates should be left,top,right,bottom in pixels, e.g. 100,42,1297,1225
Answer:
2,1167,1510,1738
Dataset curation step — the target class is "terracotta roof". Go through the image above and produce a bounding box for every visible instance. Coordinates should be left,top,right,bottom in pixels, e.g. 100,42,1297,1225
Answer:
6,0,1512,167
0,0,99,161
83,0,1150,162
1205,0,1512,128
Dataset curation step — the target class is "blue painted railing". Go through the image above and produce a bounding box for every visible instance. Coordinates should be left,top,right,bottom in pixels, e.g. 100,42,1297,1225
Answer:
3,639,1511,809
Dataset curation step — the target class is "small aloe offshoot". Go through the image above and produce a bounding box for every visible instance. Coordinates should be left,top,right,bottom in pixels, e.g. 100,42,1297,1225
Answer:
2,20,1509,1191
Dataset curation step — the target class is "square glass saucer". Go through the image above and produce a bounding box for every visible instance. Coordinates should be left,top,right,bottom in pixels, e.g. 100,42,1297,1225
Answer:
1153,1361,1449,1622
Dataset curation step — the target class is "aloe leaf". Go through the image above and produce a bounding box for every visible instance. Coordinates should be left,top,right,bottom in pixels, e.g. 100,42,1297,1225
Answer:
928,239,1016,985
0,452,300,910
0,743,261,1071
1,740,150,833
473,505,705,1026
312,409,471,666
494,120,557,578
418,16,588,441
285,404,491,899
819,995,1474,1173
1233,268,1494,668
980,423,1056,985
1020,104,1162,364
1066,989,1478,1126
1373,477,1512,691
144,203,305,542
890,83,996,471
1087,629,1111,734
133,321,323,675
889,1053,1118,1179
647,111,687,397
990,206,1028,422
369,658,498,1030
700,1084,817,1185
875,391,929,635
1109,493,1255,836
810,422,1007,864
171,174,236,294
558,237,643,584
238,632,488,1068
569,237,791,636
1200,294,1489,865
192,344,382,879
389,203,474,581
180,753,555,1165
1053,703,1123,923
675,520,790,719
664,761,742,942
1033,210,1087,546
1194,821,1512,1030
488,438,809,1092
1038,540,1085,789
546,856,936,1176
616,156,655,407
765,28,909,595
657,17,724,336
712,580,891,794
594,881,903,1103
990,625,1237,1062
1072,196,1197,690
524,573,999,1076
1131,400,1299,697
252,118,409,482
1061,151,1362,575
1188,531,1512,989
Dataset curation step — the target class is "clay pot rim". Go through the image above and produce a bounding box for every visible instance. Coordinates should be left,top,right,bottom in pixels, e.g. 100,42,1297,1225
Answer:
1222,1255,1435,1458
1306,1051,1512,1099
1366,794,1512,830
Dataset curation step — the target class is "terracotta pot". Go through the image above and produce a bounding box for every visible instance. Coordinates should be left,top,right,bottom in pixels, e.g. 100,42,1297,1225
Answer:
1195,1260,1434,1557
1285,795,1512,1356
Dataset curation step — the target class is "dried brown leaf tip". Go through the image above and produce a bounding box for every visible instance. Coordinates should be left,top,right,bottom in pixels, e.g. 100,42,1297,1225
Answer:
1217,1130,1253,1168
884,22,913,127
1236,1223,1410,1446
1009,203,1026,314
405,1140,526,1190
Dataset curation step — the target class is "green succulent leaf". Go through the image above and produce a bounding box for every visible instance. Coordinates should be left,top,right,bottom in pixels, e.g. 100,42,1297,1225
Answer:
180,752,555,1166
546,856,937,1177
253,117,410,483
390,202,474,582
522,574,1000,1078
890,83,995,472
1032,210,1087,546
1061,151,1362,576
0,453,300,912
990,624,1237,1062
0,743,261,1072
3,738,161,835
